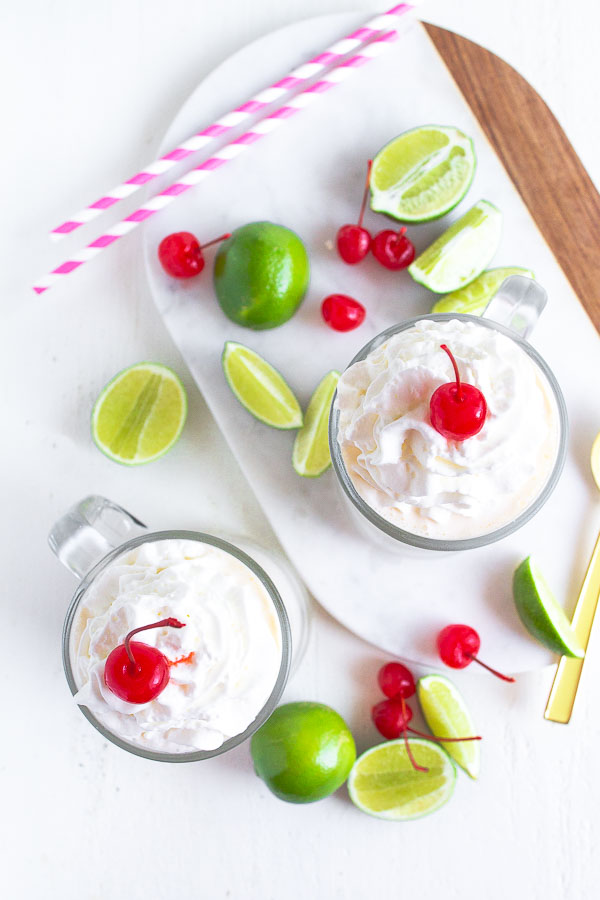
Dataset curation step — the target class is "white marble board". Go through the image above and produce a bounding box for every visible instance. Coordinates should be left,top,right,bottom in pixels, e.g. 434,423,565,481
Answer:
143,13,600,672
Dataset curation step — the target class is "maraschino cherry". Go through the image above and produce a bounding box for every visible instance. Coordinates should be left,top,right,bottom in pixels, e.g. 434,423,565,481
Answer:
372,661,481,773
336,161,372,264
437,624,516,682
321,293,366,332
158,231,230,278
430,344,487,441
371,226,415,270
104,618,186,703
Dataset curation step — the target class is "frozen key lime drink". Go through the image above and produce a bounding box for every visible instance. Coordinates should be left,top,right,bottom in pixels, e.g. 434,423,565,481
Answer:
332,316,566,549
69,538,284,754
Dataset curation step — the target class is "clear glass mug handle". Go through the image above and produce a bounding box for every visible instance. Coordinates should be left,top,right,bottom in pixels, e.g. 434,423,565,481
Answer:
48,495,147,579
482,275,547,338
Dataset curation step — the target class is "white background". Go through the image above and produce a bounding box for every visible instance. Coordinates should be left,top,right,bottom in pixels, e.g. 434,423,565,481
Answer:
3,2,600,898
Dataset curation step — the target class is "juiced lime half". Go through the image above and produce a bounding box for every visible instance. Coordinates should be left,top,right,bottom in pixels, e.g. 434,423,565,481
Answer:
409,199,502,293
370,125,476,223
513,557,585,657
417,675,480,780
292,371,339,477
431,266,535,315
222,341,302,429
91,363,187,465
347,739,456,821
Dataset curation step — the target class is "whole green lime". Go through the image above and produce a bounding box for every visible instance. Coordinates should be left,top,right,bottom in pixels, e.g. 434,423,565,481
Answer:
250,701,356,804
213,222,310,329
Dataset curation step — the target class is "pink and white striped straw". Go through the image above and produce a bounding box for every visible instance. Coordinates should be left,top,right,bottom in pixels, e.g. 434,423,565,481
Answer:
34,4,416,294
50,4,415,241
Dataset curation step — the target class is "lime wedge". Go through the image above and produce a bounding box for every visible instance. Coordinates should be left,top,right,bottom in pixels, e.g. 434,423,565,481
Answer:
370,125,476,223
431,266,535,315
292,371,339,477
91,363,187,465
222,341,302,429
417,675,480,780
408,199,502,293
348,739,456,821
513,557,585,658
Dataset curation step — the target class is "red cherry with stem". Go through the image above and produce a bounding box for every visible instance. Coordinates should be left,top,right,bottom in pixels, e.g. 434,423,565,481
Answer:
321,294,366,332
336,160,373,263
104,618,187,703
429,344,487,441
437,624,516,682
372,696,413,739
377,662,415,699
158,231,230,278
371,227,415,270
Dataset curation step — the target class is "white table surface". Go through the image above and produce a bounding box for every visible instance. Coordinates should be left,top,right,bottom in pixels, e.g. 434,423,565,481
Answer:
3,2,600,898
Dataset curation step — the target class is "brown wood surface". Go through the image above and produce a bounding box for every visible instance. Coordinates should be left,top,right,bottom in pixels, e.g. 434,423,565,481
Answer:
423,22,600,333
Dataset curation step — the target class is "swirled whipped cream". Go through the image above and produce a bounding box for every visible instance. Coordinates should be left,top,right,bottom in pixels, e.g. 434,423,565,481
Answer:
70,539,282,753
335,318,560,540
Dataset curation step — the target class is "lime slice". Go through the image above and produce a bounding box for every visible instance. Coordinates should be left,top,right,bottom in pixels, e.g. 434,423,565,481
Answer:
370,126,476,223
513,557,585,657
347,739,456,821
417,675,480,780
91,363,187,465
408,199,502,293
292,371,339,477
222,341,302,429
431,266,535,315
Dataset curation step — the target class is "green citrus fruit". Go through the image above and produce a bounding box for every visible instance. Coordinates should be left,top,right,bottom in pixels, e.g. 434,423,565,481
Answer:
417,675,480,779
213,222,310,329
91,362,187,465
250,701,356,803
513,556,585,657
370,125,476,223
222,342,303,429
348,739,456,821
292,370,339,477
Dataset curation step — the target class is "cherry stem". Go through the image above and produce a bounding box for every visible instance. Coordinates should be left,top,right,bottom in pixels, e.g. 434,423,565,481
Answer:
440,344,462,402
199,232,231,251
124,618,186,668
407,726,482,743
357,160,373,229
467,653,516,683
400,696,429,773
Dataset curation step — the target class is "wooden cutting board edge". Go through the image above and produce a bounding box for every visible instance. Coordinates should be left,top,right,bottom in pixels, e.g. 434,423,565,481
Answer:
423,22,600,334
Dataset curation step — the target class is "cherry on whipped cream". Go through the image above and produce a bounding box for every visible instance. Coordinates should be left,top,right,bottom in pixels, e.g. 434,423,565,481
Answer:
430,344,487,441
104,618,186,703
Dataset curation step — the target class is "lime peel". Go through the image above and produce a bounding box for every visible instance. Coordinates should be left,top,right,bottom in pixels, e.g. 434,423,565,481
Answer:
431,266,535,316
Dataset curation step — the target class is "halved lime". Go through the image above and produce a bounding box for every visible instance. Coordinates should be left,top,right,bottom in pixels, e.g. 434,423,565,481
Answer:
408,199,502,293
431,266,535,315
292,371,339,477
222,341,302,429
347,739,456,821
91,362,187,465
370,125,476,223
513,557,585,657
417,675,480,780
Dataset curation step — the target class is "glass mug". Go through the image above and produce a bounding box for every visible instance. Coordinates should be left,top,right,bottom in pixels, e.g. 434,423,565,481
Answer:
49,496,310,762
329,276,568,553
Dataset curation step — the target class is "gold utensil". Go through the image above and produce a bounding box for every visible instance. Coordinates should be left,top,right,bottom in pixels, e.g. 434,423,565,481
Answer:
545,432,600,723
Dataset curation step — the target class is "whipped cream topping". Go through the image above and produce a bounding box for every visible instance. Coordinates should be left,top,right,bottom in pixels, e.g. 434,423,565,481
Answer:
335,318,560,539
70,539,282,753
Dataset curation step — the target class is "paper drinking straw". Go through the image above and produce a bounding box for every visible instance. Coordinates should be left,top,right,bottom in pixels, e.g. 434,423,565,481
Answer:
49,4,416,241
34,5,417,294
